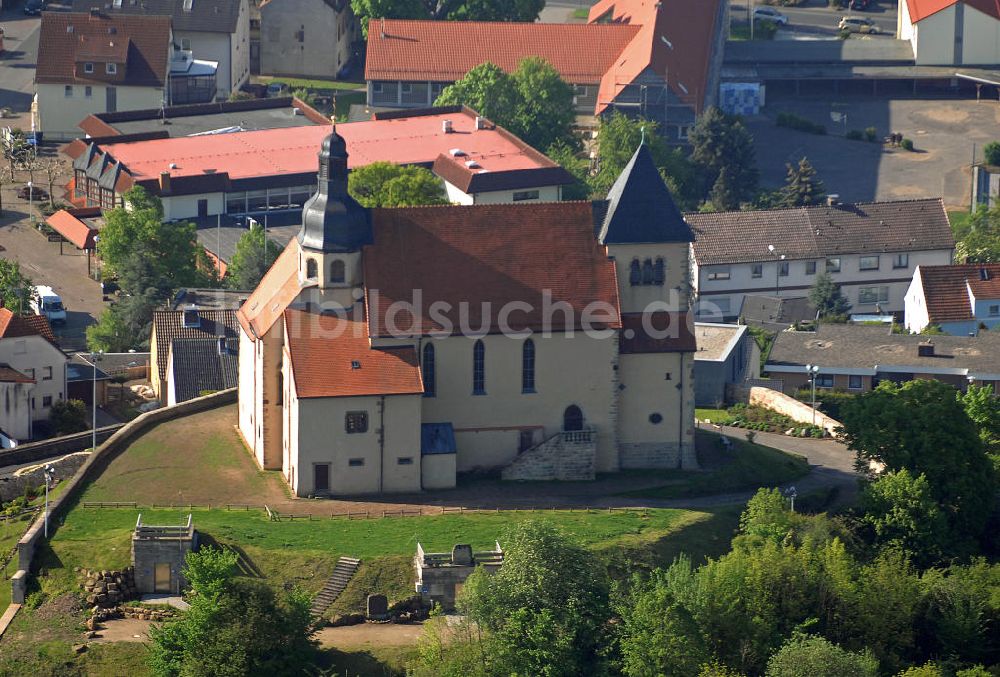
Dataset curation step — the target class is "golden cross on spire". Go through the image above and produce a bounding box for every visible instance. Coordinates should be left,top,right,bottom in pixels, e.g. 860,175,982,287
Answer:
330,97,337,130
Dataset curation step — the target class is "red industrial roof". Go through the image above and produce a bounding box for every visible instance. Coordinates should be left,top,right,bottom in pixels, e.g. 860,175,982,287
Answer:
0,308,57,343
589,0,719,114
284,310,423,399
364,202,621,336
918,263,1000,323
46,209,99,250
904,0,1000,22
36,13,170,87
98,108,560,191
364,19,639,84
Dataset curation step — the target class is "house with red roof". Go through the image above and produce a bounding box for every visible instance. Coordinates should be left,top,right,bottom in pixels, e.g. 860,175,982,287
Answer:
0,309,68,444
364,0,724,141
898,0,1000,64
905,263,1000,334
236,126,698,496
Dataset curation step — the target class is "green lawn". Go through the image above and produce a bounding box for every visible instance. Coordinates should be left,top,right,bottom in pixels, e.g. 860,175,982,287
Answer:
256,75,365,91
571,7,589,19
695,407,730,423
621,435,809,501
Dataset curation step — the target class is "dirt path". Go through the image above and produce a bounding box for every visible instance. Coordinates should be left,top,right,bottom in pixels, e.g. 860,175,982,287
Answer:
89,617,152,643
314,622,427,649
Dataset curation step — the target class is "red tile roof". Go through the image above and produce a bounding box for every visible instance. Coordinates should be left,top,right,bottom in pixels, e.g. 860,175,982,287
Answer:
589,0,720,114
364,19,639,85
917,263,1000,323
904,0,1000,22
93,108,563,196
363,202,621,336
36,13,171,87
237,239,309,340
284,310,423,399
46,209,99,250
0,308,57,343
0,365,35,384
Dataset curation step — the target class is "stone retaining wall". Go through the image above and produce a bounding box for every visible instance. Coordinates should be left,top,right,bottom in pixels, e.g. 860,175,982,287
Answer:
0,425,124,470
749,386,842,436
11,388,237,604
81,567,138,608
0,452,90,502
501,431,596,481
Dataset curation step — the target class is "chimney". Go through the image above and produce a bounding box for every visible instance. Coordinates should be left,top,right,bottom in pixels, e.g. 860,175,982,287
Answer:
442,119,453,134
917,340,934,357
826,194,840,206
475,116,486,130
159,171,171,193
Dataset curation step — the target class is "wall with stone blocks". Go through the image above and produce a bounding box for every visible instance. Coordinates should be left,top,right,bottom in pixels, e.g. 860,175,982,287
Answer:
1,452,90,502
501,435,596,481
749,386,842,436
11,389,236,604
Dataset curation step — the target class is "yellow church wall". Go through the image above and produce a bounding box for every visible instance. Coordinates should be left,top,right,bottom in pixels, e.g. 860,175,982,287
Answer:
608,242,692,314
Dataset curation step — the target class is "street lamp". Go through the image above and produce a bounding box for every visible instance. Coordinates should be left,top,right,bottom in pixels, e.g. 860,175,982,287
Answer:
768,244,786,297
806,364,820,426
785,485,798,513
43,465,55,537
27,180,34,225
91,350,103,451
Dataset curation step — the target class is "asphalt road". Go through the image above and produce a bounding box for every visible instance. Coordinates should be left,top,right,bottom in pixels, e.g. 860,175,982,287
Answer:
733,0,898,38
0,7,40,114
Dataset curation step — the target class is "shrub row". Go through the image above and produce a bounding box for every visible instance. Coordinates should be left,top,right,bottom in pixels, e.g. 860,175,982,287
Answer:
776,112,826,135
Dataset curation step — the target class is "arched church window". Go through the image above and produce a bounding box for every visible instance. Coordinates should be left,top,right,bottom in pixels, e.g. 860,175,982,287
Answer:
641,258,654,285
521,339,536,393
472,340,486,395
629,259,642,286
653,257,665,285
306,258,318,279
422,343,436,397
563,405,584,432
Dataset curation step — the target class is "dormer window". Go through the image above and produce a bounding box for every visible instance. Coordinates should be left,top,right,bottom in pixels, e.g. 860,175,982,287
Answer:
183,0,193,10
182,307,200,328
106,63,117,75
84,62,94,74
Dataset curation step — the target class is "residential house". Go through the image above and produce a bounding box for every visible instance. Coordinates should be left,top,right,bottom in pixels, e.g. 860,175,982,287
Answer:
687,198,955,321
364,0,724,141
150,307,238,403
898,0,1000,65
35,12,172,141
66,355,111,407
165,337,238,405
259,0,357,79
237,132,698,496
738,295,817,332
765,324,1000,394
693,322,759,407
72,0,251,100
904,263,1000,335
0,309,68,440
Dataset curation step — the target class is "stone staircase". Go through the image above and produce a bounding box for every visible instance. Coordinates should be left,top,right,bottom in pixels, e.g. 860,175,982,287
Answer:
501,429,597,481
310,556,361,619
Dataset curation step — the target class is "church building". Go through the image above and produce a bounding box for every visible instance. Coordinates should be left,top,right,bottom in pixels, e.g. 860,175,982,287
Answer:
236,126,698,496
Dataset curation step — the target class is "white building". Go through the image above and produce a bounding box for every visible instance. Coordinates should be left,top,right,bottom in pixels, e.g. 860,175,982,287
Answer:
898,0,1000,65
259,0,357,79
905,263,1000,335
687,199,955,321
0,309,68,442
237,134,700,496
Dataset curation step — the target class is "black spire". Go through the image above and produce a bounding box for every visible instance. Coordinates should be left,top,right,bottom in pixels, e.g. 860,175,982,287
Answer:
597,144,693,244
298,129,371,252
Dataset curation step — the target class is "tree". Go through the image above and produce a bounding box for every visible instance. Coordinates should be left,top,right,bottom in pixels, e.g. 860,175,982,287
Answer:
955,205,1000,263
460,521,611,676
983,140,1000,166
435,58,576,152
808,272,850,320
765,634,879,677
50,399,88,435
347,161,448,208
225,223,281,290
958,384,1000,456
544,139,590,200
739,488,793,542
38,157,64,210
0,259,35,314
709,165,743,211
86,290,161,352
352,0,544,36
780,157,825,207
839,380,996,553
149,547,317,677
860,469,949,565
688,106,759,209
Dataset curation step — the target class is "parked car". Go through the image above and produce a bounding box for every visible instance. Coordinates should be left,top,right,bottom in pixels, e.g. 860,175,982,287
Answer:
850,0,874,9
753,6,789,25
24,0,45,15
839,16,880,33
17,185,48,201
266,81,289,98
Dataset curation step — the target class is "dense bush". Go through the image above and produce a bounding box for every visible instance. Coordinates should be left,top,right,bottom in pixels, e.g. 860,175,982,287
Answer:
901,138,914,151
846,129,864,141
723,403,824,437
984,140,1000,166
794,388,856,420
50,399,88,435
864,126,878,142
776,112,826,135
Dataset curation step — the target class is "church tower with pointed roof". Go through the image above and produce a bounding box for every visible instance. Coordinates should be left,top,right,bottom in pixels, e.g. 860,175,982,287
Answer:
297,127,372,309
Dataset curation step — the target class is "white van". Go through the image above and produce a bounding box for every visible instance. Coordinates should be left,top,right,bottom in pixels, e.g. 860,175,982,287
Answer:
30,285,66,325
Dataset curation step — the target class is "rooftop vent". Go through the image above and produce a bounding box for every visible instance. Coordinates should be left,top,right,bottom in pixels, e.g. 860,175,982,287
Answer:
203,168,216,174
465,160,480,169
292,108,303,116
475,116,487,130
182,306,200,328
169,163,178,169
917,340,934,357
448,148,466,157
217,336,229,355
67,25,75,33
351,360,361,370
980,267,992,281
442,119,453,134
826,194,840,206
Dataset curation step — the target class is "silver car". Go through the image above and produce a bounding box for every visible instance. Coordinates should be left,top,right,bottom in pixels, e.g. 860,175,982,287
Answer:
839,16,880,33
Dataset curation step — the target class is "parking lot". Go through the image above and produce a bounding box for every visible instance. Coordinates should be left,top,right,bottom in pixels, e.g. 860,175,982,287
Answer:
733,0,898,39
749,96,995,209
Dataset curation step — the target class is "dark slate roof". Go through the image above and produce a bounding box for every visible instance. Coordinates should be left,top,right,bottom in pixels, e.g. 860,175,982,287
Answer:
597,144,694,244
71,0,242,34
421,423,457,455
169,337,238,403
152,309,238,382
687,198,955,265
739,295,817,330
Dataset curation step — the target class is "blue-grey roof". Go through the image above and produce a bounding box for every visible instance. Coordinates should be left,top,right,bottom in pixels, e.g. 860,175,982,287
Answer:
421,423,456,455
597,144,694,245
169,337,238,403
67,363,111,383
